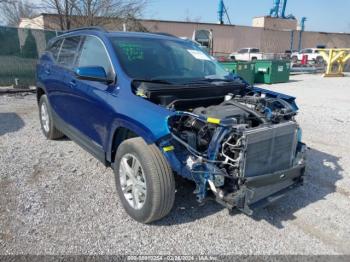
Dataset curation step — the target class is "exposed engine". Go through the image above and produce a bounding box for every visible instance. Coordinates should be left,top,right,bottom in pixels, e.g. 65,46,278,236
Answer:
134,80,306,213
169,93,297,157
167,92,305,210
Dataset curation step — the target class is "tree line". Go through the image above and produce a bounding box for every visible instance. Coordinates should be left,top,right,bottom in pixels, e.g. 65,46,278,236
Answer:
0,0,148,30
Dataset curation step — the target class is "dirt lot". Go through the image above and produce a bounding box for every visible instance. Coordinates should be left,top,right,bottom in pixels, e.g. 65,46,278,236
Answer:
1,74,350,255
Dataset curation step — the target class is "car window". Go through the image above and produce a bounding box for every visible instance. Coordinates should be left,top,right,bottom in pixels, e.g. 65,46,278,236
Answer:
48,39,63,61
77,36,113,77
250,48,259,53
110,37,229,83
57,36,81,67
238,49,248,54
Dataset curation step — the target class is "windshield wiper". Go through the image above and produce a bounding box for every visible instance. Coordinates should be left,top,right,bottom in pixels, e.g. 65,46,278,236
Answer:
133,79,174,85
184,78,233,85
204,78,234,82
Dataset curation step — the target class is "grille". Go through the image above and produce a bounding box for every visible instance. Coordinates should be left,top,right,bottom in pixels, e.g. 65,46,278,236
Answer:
243,122,298,177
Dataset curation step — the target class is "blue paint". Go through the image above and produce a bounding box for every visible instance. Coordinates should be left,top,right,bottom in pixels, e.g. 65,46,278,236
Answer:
218,0,224,24
269,0,295,20
300,17,307,31
270,0,281,17
75,66,108,81
281,0,288,18
37,28,301,201
252,86,298,111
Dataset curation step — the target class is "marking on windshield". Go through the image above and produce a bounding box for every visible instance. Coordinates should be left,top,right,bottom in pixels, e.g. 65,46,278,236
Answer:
187,49,211,61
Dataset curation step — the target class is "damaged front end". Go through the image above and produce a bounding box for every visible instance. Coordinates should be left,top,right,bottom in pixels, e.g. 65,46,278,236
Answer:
133,79,306,215
164,90,306,215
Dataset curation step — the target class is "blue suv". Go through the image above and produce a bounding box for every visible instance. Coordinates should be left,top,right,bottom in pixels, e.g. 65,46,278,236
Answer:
37,27,306,223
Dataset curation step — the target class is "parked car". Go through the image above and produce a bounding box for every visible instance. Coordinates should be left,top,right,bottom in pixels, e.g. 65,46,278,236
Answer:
229,48,263,61
37,28,306,223
291,48,324,64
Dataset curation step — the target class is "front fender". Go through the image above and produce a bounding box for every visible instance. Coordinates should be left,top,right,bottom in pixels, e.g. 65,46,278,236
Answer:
252,86,299,111
105,112,173,163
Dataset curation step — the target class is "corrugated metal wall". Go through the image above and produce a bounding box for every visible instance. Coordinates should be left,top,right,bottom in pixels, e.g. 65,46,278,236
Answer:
141,20,350,54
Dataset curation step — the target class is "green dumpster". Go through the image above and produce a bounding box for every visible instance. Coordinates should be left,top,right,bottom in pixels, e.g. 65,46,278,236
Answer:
254,60,291,84
220,61,255,85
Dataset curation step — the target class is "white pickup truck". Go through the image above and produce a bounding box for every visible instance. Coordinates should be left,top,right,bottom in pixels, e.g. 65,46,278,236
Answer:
229,48,263,61
291,48,324,64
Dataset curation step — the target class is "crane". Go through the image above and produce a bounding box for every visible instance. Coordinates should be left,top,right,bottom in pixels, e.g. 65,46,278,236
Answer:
217,0,232,24
269,0,295,19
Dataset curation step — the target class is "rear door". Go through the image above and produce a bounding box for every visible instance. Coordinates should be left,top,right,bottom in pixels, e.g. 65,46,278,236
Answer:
39,38,64,105
64,35,116,159
48,36,82,124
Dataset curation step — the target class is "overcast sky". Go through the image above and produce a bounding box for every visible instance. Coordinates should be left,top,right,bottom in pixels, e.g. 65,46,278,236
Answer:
144,0,350,33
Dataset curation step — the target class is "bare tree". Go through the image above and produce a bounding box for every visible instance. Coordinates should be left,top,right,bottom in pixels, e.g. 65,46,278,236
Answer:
42,0,148,31
42,0,75,30
0,0,38,26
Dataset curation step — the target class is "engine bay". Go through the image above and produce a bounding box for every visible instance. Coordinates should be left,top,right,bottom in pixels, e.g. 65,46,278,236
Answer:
168,93,297,155
134,80,306,211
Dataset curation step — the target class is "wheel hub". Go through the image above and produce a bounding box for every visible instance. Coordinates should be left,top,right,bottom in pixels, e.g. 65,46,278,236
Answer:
41,103,50,133
119,154,147,210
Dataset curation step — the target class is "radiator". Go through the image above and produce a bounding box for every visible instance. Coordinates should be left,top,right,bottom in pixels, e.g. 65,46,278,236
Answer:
243,122,298,177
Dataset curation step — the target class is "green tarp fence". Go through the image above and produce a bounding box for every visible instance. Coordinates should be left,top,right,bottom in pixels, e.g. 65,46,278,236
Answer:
0,26,60,87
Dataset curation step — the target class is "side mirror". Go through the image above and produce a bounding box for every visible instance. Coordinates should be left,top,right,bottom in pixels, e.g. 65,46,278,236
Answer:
75,66,113,83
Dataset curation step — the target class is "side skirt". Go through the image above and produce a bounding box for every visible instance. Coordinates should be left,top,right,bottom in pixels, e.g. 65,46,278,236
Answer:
52,110,108,166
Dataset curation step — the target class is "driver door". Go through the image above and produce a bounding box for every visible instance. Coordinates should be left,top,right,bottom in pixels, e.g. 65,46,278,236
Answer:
64,36,117,161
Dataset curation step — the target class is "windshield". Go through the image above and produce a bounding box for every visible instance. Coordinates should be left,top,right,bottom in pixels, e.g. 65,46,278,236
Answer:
110,36,232,84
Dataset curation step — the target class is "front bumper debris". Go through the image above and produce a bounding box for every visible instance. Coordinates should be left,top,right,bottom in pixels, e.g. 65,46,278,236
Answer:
223,164,306,215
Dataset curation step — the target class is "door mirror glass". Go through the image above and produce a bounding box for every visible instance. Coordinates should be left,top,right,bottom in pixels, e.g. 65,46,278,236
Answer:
75,66,112,83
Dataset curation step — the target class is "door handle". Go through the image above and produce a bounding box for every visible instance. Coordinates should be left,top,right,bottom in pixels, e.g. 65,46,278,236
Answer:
69,80,77,88
45,68,51,75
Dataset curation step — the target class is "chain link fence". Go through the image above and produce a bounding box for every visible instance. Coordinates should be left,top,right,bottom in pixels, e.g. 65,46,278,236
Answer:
0,26,60,87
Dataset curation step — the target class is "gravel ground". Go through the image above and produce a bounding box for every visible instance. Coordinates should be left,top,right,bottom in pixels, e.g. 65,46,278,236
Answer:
1,74,350,255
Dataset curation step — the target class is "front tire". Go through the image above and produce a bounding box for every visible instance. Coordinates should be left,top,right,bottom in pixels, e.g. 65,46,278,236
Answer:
114,137,175,223
39,95,64,140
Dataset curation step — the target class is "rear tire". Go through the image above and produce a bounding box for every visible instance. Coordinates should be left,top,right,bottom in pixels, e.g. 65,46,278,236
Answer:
114,137,175,223
39,95,64,140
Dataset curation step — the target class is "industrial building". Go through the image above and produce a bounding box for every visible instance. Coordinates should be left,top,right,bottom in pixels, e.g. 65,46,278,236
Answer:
19,9,350,56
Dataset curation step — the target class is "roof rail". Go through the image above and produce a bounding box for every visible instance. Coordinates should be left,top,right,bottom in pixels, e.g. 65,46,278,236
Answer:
65,26,108,33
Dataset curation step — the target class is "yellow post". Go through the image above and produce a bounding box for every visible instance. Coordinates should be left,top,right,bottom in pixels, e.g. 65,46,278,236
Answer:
317,48,350,77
